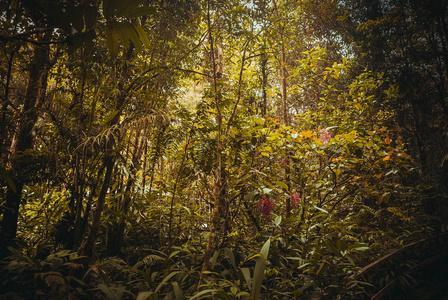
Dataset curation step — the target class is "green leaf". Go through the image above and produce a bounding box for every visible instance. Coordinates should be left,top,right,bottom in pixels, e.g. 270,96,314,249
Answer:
136,291,158,300
103,109,119,124
115,0,140,17
190,289,218,300
241,267,251,291
168,250,181,259
262,187,272,194
324,240,339,256
171,282,183,300
274,215,282,227
224,248,237,270
114,22,136,50
314,206,329,214
106,24,119,58
155,271,179,293
274,181,288,190
210,250,219,268
133,21,150,48
244,190,258,200
251,259,266,300
251,238,270,300
337,239,347,252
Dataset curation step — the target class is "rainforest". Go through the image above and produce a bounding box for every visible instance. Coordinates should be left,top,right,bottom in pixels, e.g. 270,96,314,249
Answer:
1,0,447,299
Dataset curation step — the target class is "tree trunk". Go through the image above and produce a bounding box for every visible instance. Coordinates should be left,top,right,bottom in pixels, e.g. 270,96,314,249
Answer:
199,1,228,286
84,149,115,260
272,0,291,218
260,51,268,118
0,34,52,259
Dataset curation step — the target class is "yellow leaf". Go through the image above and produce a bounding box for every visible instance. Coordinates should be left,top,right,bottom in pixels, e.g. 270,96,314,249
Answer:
384,137,391,144
380,127,388,132
396,140,403,146
383,156,391,161
375,173,382,179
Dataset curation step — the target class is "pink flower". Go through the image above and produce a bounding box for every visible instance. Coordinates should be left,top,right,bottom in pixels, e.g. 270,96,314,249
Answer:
320,128,332,145
258,197,275,218
291,193,300,209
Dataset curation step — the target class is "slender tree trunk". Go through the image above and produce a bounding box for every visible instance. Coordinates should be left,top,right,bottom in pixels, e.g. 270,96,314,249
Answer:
272,0,291,218
0,34,52,259
84,148,115,260
199,0,227,286
260,52,268,118
272,0,289,126
1,46,19,155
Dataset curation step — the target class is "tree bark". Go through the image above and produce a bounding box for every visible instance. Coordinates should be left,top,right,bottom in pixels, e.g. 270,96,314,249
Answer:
199,0,227,287
0,33,52,259
272,0,291,218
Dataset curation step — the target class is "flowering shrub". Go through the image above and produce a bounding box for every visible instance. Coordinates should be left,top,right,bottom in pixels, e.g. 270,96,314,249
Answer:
291,193,300,209
258,197,275,219
320,128,332,145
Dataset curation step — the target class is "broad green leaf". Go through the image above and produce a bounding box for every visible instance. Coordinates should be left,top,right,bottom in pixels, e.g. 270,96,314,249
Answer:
155,271,179,293
224,248,237,270
137,291,158,300
241,267,251,291
275,181,288,190
251,238,270,300
115,0,140,17
324,240,339,256
133,21,151,48
171,282,183,300
106,24,119,58
337,239,347,252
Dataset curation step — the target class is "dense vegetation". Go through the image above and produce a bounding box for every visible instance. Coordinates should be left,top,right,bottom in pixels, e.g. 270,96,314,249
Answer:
1,0,447,299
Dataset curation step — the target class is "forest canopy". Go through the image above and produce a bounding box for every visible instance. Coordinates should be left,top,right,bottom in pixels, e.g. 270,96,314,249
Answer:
1,0,447,299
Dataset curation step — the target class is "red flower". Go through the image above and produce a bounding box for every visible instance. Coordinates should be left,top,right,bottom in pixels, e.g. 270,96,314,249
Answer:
258,197,275,218
291,193,300,209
